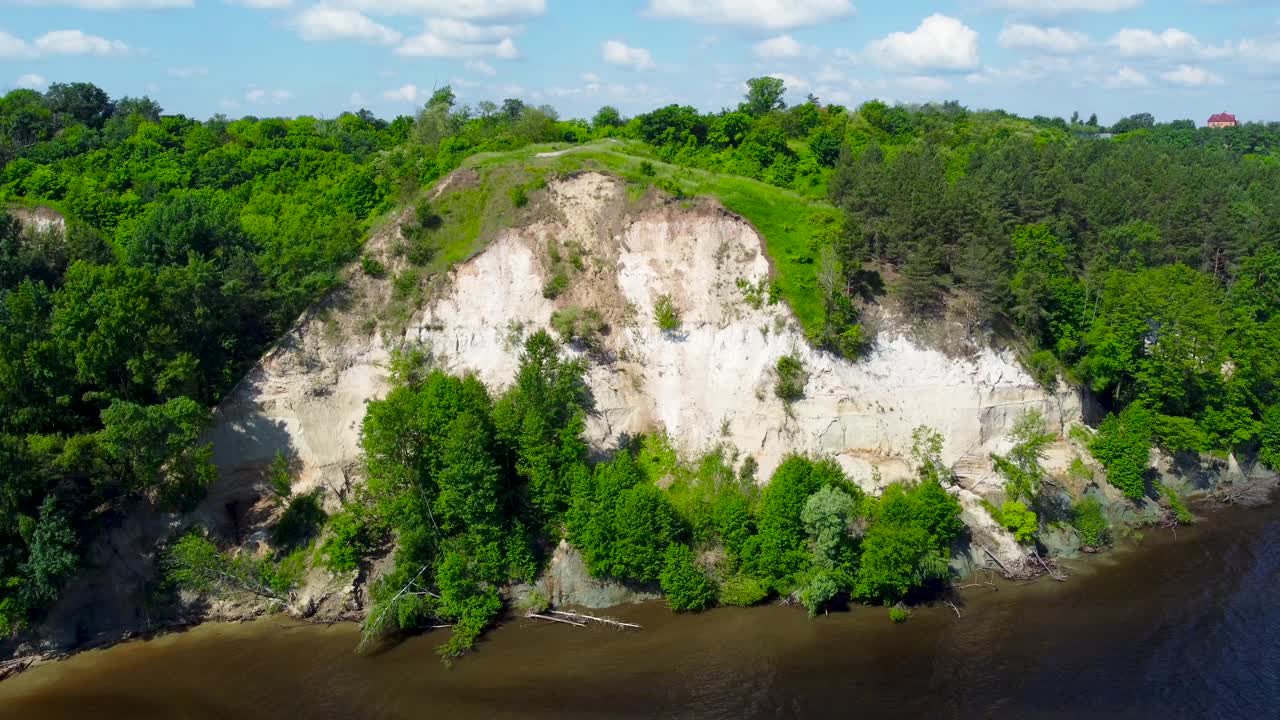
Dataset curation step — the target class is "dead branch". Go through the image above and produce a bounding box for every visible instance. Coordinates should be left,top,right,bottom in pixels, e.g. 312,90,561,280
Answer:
526,613,586,628
943,600,961,618
550,610,641,629
1214,476,1279,508
977,544,1014,577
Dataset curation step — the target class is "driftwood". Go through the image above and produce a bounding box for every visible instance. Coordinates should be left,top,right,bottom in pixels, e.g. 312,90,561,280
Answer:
1215,476,1279,508
526,613,586,628
943,600,961,618
524,609,642,630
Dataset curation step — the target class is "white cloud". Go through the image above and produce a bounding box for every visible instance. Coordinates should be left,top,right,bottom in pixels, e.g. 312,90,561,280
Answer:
1107,28,1197,57
294,7,402,44
383,83,421,101
1103,66,1149,88
753,34,815,59
395,19,521,58
998,23,1089,53
167,66,208,78
34,30,130,56
465,59,497,75
245,86,294,103
1161,64,1224,87
226,0,293,7
0,31,35,59
581,72,600,83
330,0,544,18
10,0,192,8
1236,38,1280,65
647,0,854,30
765,71,808,90
867,14,980,71
987,0,1141,13
15,73,47,89
602,40,655,70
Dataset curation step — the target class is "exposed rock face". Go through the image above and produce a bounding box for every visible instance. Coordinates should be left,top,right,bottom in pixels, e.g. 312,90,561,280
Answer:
204,172,1081,572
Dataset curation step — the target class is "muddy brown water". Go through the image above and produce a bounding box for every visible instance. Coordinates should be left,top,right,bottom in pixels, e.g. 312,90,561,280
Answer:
3,501,1278,720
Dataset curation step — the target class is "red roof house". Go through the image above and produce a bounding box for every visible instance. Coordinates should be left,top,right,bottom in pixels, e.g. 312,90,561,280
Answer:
1208,112,1239,128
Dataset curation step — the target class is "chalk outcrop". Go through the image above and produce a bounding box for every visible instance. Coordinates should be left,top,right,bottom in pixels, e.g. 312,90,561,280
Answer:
203,172,1081,575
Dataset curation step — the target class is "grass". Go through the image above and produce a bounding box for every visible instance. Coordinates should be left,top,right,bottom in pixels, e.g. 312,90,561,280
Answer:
458,140,840,334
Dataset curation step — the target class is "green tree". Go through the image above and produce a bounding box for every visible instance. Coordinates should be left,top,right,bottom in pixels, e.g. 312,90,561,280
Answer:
741,76,787,115
660,543,716,611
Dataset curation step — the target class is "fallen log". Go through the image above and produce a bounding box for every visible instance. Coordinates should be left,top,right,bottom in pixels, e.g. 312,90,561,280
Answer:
550,610,641,630
526,613,587,628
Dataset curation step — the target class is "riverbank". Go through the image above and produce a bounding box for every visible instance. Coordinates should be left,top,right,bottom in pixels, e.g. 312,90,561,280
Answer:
4,498,1276,720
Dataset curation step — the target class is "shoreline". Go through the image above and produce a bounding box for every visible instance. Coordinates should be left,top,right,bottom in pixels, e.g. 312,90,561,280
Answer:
5,494,1262,684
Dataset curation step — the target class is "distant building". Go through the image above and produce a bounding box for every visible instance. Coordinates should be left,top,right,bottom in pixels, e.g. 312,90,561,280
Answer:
1207,112,1240,128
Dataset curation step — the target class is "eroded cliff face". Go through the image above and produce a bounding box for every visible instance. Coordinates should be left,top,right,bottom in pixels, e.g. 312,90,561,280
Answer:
30,171,1086,651
206,173,1081,562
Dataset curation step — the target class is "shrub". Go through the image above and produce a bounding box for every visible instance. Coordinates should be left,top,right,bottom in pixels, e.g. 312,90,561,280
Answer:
1159,484,1194,525
801,570,844,617
659,544,717,612
1072,496,1110,548
889,607,909,624
774,354,808,402
656,178,683,198
1090,404,1154,500
360,255,386,277
268,449,292,500
271,491,326,549
654,294,682,332
542,272,569,299
717,574,769,607
996,500,1038,544
510,185,529,208
413,199,441,230
639,160,656,177
319,510,371,573
550,305,606,347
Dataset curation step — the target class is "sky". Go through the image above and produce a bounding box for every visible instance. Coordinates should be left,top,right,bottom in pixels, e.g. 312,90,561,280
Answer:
1,0,1279,125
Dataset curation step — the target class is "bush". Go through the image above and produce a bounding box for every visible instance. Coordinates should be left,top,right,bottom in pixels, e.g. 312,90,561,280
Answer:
510,185,529,208
801,570,844,617
659,544,716,612
361,255,386,277
550,305,606,348
268,449,292,500
774,354,808,402
319,510,371,573
271,491,326,549
717,574,769,606
1090,404,1153,500
542,272,569,299
1072,496,1110,548
654,294,681,332
995,500,1038,543
1159,484,1194,525
889,607,909,624
639,160,656,176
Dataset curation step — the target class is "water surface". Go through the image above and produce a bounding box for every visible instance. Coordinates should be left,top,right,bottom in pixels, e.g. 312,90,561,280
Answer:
3,502,1277,719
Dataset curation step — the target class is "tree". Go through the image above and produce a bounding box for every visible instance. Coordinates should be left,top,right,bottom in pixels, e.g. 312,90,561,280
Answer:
427,86,456,110
741,76,786,115
44,82,115,129
1090,403,1153,500
20,496,78,606
990,410,1054,503
660,544,716,611
744,456,821,590
592,105,624,130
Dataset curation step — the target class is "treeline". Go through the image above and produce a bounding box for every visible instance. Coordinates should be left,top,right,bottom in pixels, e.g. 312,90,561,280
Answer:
325,332,965,657
0,82,578,636
823,101,1280,497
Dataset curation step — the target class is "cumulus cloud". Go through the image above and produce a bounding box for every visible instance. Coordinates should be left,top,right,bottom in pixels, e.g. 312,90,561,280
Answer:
1106,28,1197,57
396,19,520,58
383,83,421,101
998,23,1089,53
647,0,854,30
602,40,655,70
752,34,816,59
34,30,130,56
245,86,293,103
0,31,35,59
1161,64,1224,87
10,0,192,8
867,14,980,71
1103,66,1149,88
330,0,543,18
167,66,208,78
1236,38,1280,65
765,71,808,90
465,60,497,75
294,7,402,44
987,0,1141,13
15,73,47,89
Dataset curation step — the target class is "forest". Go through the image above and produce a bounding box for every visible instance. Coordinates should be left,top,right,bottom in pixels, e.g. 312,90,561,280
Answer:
2,77,1279,648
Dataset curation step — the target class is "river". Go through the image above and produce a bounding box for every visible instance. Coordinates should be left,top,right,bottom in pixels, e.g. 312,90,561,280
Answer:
2,501,1277,720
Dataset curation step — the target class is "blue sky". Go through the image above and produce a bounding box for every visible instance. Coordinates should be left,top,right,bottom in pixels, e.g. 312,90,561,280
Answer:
2,1,1278,125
